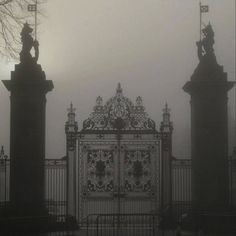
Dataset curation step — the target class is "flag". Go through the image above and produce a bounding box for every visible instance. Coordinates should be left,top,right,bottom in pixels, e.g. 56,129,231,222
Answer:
28,4,37,12
200,5,209,13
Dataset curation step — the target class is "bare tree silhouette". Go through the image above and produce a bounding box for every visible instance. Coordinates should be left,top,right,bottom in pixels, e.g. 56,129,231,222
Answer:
0,0,46,60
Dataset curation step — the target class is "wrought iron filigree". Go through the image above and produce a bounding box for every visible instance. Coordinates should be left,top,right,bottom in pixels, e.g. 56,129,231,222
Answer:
124,150,151,192
83,83,156,131
87,150,114,192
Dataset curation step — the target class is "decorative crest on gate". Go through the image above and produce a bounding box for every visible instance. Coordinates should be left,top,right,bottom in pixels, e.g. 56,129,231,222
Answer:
83,83,156,131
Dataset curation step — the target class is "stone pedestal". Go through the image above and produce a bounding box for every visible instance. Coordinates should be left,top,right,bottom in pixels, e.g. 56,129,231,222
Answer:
2,63,53,216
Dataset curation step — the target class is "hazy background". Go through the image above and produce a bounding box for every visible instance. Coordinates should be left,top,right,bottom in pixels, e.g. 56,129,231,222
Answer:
0,0,235,158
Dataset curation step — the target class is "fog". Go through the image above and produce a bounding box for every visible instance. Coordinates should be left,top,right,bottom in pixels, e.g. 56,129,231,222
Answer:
0,0,235,158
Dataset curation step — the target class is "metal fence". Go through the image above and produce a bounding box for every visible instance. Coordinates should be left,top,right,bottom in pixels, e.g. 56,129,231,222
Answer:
229,159,236,206
45,159,68,218
170,158,236,233
0,215,77,235
0,158,10,203
86,214,160,236
1,155,236,234
172,159,191,204
172,158,236,207
0,158,68,219
0,158,76,234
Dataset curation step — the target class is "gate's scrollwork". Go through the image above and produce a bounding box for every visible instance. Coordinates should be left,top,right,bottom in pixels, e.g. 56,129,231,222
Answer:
124,150,151,192
87,150,114,192
83,83,156,131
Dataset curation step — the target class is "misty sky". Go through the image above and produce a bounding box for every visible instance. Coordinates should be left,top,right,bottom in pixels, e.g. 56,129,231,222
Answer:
0,0,235,158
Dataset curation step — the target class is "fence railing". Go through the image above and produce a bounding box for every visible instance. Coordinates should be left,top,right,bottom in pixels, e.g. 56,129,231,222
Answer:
0,158,68,220
229,159,236,206
1,156,235,234
0,159,10,203
172,158,236,207
0,214,78,235
172,159,191,203
169,158,236,233
45,159,68,217
0,158,78,234
86,213,160,236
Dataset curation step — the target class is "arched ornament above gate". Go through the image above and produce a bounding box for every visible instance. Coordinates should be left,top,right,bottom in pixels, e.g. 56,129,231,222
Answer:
82,83,156,131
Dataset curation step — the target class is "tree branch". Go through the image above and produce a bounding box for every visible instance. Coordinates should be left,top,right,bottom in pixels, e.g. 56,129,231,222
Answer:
0,0,46,60
0,0,13,6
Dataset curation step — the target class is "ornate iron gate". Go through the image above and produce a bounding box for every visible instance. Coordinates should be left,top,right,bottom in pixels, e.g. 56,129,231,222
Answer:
65,84,174,223
65,84,165,223
78,137,160,222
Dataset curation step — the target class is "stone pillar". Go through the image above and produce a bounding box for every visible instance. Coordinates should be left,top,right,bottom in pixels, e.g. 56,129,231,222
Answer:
2,23,53,216
2,64,53,216
183,23,234,210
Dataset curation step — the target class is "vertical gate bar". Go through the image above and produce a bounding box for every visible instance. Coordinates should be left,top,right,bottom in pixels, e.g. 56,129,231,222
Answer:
60,163,62,216
57,164,60,219
48,161,50,213
61,162,64,216
50,162,53,214
63,162,65,216
66,156,69,217
50,162,52,214
73,147,77,219
62,162,64,217
185,163,186,202
64,160,66,216
54,163,56,216
45,161,47,212
96,215,99,236
51,163,54,215
230,159,233,205
47,161,49,213
50,164,53,216
7,159,9,201
45,161,46,212
54,165,57,218
187,163,189,202
181,164,183,206
190,161,191,204
86,215,88,236
173,163,175,205
178,163,180,204
57,163,59,218
58,163,60,216
175,163,177,205
54,162,60,219
181,163,183,212
184,164,185,202
5,159,7,203
57,163,60,215
62,161,64,215
176,163,178,205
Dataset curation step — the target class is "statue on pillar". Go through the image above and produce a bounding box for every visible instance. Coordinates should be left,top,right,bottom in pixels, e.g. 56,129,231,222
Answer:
194,23,221,78
196,23,215,60
20,23,39,64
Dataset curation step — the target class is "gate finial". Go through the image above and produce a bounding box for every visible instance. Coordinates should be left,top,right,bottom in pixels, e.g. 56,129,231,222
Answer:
116,83,123,94
160,102,173,133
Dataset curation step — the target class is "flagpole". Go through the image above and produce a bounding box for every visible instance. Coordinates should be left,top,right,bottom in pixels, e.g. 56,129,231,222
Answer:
35,0,37,40
199,1,202,42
